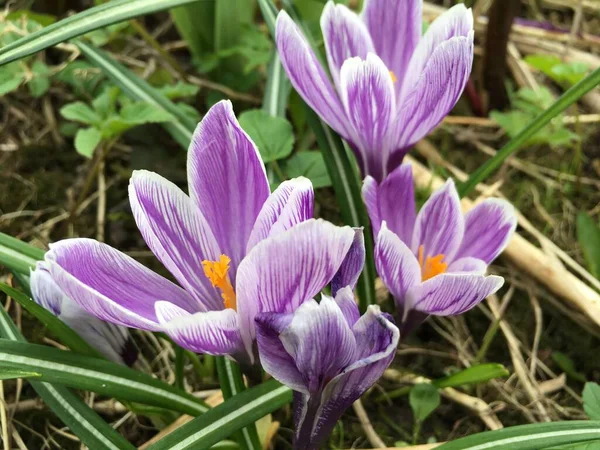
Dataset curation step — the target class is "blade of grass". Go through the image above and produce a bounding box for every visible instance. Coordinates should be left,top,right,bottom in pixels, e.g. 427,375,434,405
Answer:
0,232,42,274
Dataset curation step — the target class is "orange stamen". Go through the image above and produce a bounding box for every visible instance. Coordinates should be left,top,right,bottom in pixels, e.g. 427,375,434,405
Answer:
202,254,236,310
417,245,448,281
389,70,398,83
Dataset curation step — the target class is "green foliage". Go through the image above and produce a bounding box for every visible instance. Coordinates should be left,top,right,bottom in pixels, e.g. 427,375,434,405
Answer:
239,109,295,163
434,363,509,389
583,383,600,420
409,383,440,423
552,351,587,382
490,86,578,147
525,54,589,87
577,213,600,280
0,369,41,380
284,151,332,188
157,81,199,100
84,21,130,47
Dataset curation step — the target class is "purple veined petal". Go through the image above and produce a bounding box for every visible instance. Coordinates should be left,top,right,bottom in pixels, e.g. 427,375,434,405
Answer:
448,257,487,274
236,219,356,360
331,228,365,296
320,1,375,89
45,239,197,331
280,298,357,394
406,273,504,316
333,286,361,329
155,301,244,356
399,3,473,100
276,11,353,141
30,261,63,316
187,100,270,272
255,311,306,393
455,199,517,264
375,222,421,305
129,170,222,311
362,163,416,242
362,0,422,97
339,53,396,181
246,177,314,252
411,179,464,262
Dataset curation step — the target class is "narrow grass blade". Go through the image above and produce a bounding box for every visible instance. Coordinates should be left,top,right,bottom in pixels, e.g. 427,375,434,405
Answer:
434,364,509,389
0,231,42,274
171,2,216,61
437,421,600,450
263,53,291,118
146,380,292,450
459,67,600,197
0,338,209,416
0,0,207,67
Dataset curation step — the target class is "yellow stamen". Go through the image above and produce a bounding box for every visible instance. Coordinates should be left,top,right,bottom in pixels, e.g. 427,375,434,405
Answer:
389,70,397,83
417,245,448,282
202,254,236,310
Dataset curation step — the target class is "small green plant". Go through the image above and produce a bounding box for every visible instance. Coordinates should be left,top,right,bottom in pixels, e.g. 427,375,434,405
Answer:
583,382,600,420
409,383,440,444
526,54,589,87
577,213,600,281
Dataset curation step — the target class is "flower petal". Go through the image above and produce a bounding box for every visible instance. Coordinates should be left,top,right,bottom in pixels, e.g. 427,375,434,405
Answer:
276,11,352,140
362,163,415,242
412,179,464,262
375,222,421,304
246,177,314,252
406,273,504,316
333,286,360,327
456,199,517,264
129,170,222,311
321,1,374,89
331,228,365,296
255,311,306,393
448,257,487,274
45,239,196,331
156,302,244,356
187,100,269,271
339,53,396,180
362,0,422,95
236,219,356,358
30,261,63,316
280,298,357,393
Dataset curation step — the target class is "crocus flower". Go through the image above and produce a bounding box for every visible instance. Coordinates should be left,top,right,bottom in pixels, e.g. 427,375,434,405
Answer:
363,163,516,330
276,0,474,181
30,262,136,365
255,287,399,450
44,100,363,369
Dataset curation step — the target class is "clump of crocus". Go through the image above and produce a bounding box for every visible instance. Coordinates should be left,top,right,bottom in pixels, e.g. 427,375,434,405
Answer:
276,0,474,181
363,163,517,331
44,100,363,371
31,262,136,365
255,287,399,450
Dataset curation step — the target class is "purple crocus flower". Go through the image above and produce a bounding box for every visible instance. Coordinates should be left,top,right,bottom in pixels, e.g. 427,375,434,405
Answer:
43,100,363,369
276,0,474,181
30,262,136,365
363,163,516,330
255,287,399,450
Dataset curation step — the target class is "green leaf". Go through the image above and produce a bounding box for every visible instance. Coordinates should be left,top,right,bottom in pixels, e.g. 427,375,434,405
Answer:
0,62,25,95
0,0,206,67
146,380,292,450
55,60,104,96
0,237,39,275
547,440,600,450
5,10,56,27
0,369,41,380
263,53,291,118
409,384,440,423
27,60,51,97
119,102,174,125
577,213,600,280
284,151,331,188
75,127,102,158
459,66,600,197
157,81,199,100
552,351,587,382
434,363,509,389
436,421,600,450
239,109,294,162
60,102,101,125
92,86,121,118
584,383,600,420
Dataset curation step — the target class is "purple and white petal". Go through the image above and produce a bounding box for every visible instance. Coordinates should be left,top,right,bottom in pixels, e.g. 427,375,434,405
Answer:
339,53,396,180
156,302,244,356
412,179,464,262
129,170,222,311
363,163,416,241
321,1,375,88
30,261,63,316
456,199,517,264
187,100,269,271
45,239,196,331
448,257,487,274
375,222,421,303
276,11,352,140
279,298,357,393
246,177,314,252
255,312,306,393
406,273,504,316
333,287,360,328
362,0,422,96
236,219,356,358
331,228,365,296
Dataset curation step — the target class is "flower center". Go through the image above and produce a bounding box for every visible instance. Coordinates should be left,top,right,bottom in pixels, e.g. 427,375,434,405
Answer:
417,245,447,282
389,70,397,83
202,254,236,311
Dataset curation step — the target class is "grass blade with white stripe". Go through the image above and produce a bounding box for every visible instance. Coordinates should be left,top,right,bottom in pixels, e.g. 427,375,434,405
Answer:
0,231,42,274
